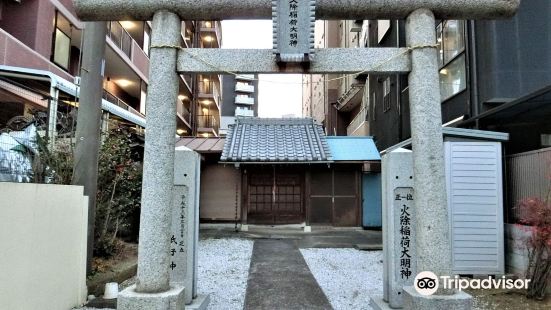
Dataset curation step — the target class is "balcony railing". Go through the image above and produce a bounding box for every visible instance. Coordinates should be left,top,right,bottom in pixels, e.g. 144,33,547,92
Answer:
235,83,254,93
236,74,255,81
103,90,143,117
196,115,219,132
212,83,221,107
198,80,214,94
181,21,195,48
106,21,149,77
107,21,133,59
176,102,191,125
181,74,193,90
198,79,221,108
199,21,222,45
235,96,254,105
235,107,254,117
347,106,368,136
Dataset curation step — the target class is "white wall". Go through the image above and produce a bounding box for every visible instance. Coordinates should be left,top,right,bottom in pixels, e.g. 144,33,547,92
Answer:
0,183,88,310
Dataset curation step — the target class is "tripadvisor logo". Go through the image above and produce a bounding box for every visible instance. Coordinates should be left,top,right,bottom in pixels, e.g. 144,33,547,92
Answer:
414,271,531,296
414,271,439,296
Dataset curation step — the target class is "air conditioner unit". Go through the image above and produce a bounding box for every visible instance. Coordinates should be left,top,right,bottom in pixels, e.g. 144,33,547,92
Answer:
74,76,81,85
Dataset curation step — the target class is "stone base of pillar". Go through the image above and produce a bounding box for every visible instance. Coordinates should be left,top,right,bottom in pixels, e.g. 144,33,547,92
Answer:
402,286,472,310
117,284,185,310
240,224,249,232
185,294,210,310
369,295,395,310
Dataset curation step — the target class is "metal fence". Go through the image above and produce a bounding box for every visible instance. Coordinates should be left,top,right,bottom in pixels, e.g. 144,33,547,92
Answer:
102,90,143,117
0,109,145,184
0,123,44,183
505,147,551,223
196,115,219,132
107,21,133,59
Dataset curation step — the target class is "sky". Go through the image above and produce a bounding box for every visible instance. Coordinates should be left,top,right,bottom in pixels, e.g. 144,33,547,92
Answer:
221,20,303,118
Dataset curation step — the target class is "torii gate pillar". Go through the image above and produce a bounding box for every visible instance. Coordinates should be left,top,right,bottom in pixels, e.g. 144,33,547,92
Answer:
117,10,187,310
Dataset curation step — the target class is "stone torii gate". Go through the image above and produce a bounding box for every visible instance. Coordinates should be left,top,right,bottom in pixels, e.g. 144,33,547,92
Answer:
73,1,519,309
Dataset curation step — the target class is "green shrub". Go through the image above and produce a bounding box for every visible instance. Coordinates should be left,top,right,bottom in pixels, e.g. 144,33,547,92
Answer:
94,127,142,257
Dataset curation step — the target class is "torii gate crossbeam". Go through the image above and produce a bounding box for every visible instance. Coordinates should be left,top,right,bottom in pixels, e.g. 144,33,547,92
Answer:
177,48,411,74
74,0,519,20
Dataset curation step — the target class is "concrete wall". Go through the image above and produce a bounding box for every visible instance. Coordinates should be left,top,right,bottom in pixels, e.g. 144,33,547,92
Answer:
0,183,88,310
506,223,551,293
200,165,241,221
504,224,530,276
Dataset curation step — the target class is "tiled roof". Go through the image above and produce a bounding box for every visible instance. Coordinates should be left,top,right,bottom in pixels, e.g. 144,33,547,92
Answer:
176,137,225,153
221,118,332,163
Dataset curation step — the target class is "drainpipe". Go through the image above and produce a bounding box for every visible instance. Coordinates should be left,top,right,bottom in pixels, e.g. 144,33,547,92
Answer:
47,86,59,147
469,20,480,129
192,21,200,136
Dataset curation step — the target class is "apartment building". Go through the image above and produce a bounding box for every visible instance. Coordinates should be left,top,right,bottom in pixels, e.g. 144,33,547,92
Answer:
365,0,551,277
0,0,222,138
304,0,550,156
302,21,339,130
302,20,367,136
366,0,550,155
219,74,259,135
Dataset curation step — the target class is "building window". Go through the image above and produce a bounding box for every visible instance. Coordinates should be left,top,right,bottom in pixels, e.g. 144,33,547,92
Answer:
377,20,391,43
437,20,466,101
383,77,391,113
143,23,151,57
52,12,72,70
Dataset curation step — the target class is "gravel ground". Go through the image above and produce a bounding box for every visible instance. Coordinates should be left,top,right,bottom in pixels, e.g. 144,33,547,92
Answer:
75,238,253,310
300,249,384,310
197,238,254,310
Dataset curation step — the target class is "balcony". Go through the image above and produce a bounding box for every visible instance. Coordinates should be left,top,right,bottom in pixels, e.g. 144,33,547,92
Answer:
235,83,254,93
236,74,255,81
235,107,254,117
335,83,364,112
199,21,222,47
235,96,254,105
107,21,132,58
347,107,369,136
0,28,73,81
176,101,191,127
181,21,195,48
103,90,143,118
198,79,221,109
105,21,149,80
196,114,219,136
180,74,193,93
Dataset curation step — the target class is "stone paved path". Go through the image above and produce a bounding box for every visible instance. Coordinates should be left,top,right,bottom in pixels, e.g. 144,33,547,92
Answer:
244,239,332,310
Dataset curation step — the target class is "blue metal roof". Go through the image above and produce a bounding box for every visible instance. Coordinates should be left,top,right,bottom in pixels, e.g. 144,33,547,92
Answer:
326,136,381,161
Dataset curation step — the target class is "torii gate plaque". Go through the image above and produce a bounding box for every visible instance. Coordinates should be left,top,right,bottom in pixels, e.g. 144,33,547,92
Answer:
272,0,315,63
72,1,520,309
